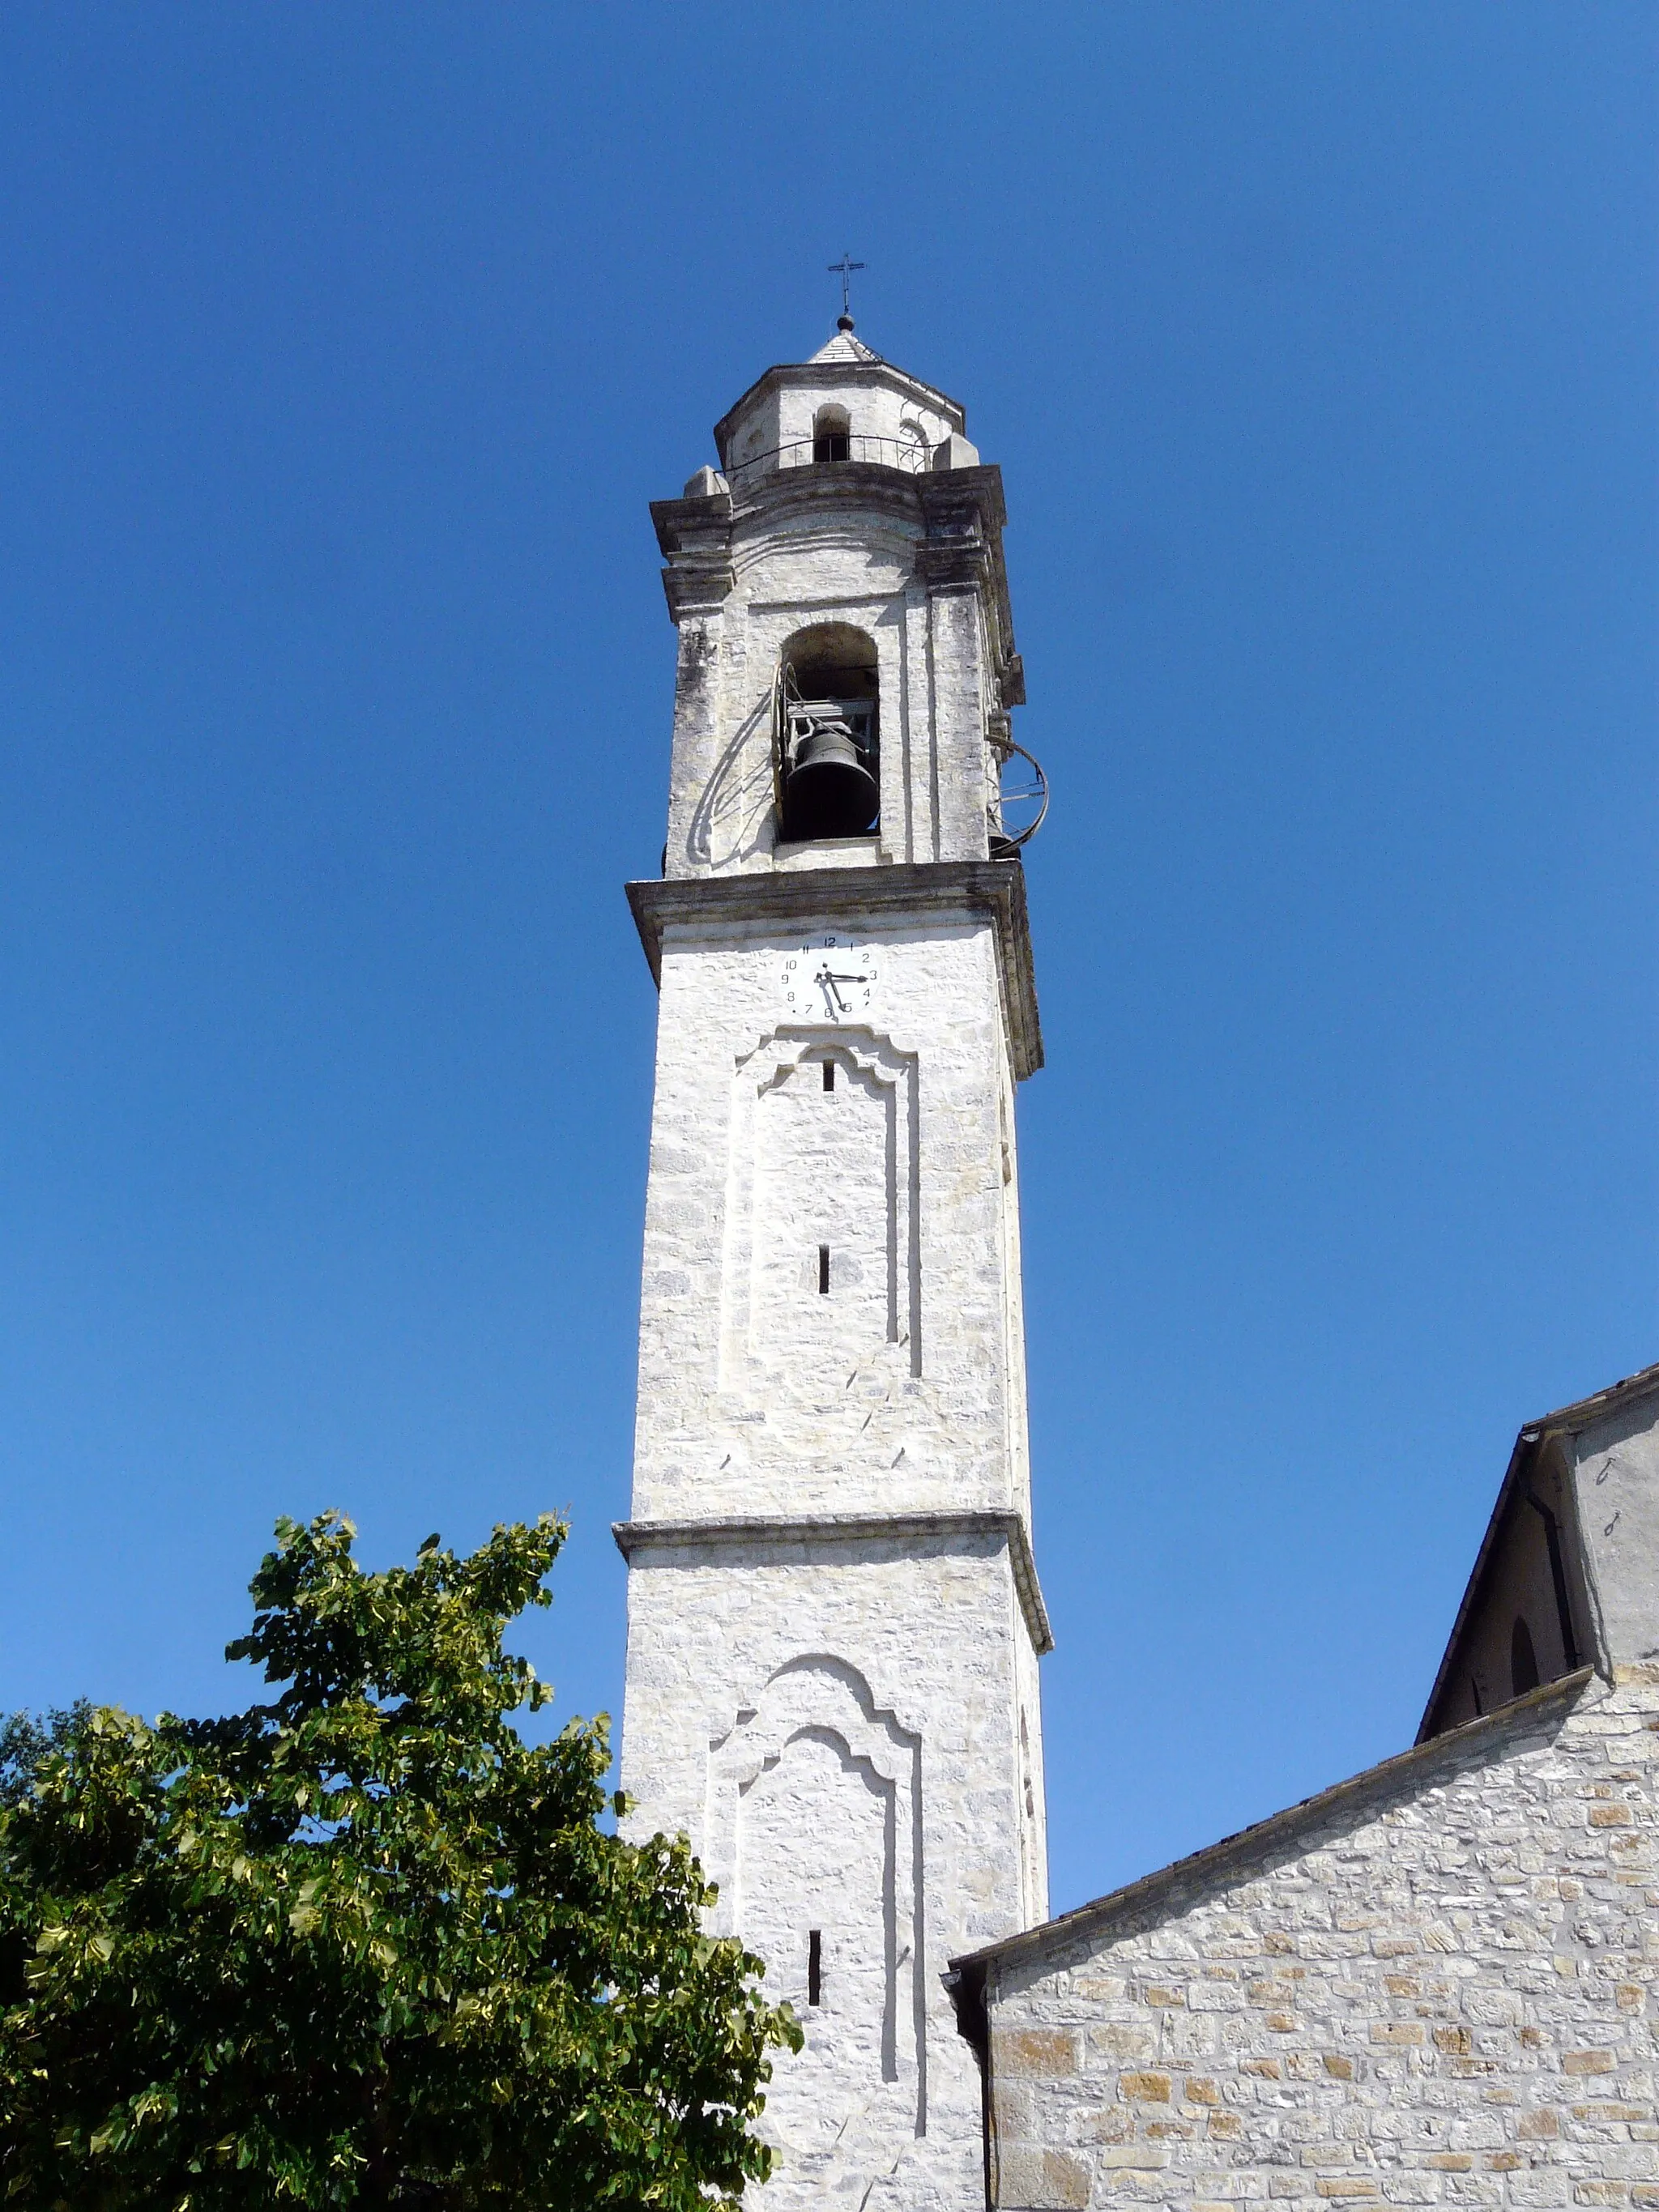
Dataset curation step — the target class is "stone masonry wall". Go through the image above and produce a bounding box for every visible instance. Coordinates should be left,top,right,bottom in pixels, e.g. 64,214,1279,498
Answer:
983,1669,1657,2212
631,913,1020,1524
620,1527,1045,2212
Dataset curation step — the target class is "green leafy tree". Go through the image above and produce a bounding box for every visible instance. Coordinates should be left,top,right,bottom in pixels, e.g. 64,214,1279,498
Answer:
0,1512,800,2209
0,1703,91,1809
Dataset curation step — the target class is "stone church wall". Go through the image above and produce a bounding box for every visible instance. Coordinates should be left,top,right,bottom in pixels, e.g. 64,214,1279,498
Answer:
978,1669,1656,2211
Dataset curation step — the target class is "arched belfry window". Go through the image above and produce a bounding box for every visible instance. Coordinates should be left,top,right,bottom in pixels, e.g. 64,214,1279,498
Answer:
812,406,851,464
775,623,879,842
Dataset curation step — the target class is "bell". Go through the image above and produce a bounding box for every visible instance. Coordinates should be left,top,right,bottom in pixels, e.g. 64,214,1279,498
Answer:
783,717,879,839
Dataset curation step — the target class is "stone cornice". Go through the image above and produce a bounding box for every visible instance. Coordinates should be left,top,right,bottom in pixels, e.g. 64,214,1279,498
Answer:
649,492,736,619
625,859,1043,1081
612,1507,1054,1658
650,464,1024,710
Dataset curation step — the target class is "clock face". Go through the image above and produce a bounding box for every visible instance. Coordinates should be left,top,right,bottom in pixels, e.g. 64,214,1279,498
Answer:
778,934,878,1022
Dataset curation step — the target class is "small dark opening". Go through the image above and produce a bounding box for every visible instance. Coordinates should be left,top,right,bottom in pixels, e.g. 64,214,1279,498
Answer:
812,408,851,467
817,1244,830,1294
1511,1615,1540,1698
808,1929,822,2006
823,1060,835,1092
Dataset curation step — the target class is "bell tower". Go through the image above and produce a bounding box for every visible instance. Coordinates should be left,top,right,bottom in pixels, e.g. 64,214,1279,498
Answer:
616,318,1050,2210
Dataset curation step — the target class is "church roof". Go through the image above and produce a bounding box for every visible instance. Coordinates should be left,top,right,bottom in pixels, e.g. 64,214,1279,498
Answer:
1514,1353,1659,1442
807,322,883,365
947,1662,1594,2007
949,1353,1659,2034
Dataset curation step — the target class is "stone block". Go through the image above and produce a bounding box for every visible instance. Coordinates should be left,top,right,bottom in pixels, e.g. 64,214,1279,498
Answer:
996,2145,1091,2210
1120,2072,1172,2103
1079,2106,1135,2146
931,432,981,471
1090,2024,1158,2062
1001,2028,1081,2076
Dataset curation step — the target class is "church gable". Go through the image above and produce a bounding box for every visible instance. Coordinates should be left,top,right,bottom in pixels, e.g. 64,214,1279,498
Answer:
953,1373,1659,2212
954,1665,1652,2211
1422,1361,1659,1739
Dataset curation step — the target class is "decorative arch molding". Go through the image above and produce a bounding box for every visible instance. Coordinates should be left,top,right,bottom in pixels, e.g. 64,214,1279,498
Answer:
703,1652,925,2132
719,1025,921,1384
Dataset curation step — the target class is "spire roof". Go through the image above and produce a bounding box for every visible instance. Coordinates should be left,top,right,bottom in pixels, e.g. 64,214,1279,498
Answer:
807,321,882,366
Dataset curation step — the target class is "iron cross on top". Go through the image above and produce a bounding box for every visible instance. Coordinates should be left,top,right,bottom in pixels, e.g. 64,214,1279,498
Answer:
828,252,865,319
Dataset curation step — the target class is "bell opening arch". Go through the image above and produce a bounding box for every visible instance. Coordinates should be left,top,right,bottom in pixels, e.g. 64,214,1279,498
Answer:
776,621,881,844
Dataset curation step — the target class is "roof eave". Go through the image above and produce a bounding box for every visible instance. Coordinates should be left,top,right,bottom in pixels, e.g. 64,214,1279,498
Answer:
951,1666,1594,1992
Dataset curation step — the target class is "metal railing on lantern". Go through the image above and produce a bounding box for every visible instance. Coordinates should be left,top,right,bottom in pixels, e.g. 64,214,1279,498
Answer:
772,663,881,843
728,433,933,499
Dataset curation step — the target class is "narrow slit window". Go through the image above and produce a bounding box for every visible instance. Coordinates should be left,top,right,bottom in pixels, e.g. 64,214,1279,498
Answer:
808,1929,822,2006
817,1244,830,1294
823,1060,835,1092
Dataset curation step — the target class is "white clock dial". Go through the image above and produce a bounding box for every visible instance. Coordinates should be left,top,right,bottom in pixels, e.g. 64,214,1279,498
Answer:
778,933,878,1022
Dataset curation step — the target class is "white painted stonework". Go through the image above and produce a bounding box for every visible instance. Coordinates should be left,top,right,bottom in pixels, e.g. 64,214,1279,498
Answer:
617,328,1048,2211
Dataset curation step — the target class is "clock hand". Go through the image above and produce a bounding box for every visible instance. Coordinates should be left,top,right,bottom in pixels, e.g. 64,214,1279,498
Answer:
816,968,848,1013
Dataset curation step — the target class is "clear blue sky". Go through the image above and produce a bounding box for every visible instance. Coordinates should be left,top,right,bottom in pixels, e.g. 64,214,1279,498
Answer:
0,5,1652,1916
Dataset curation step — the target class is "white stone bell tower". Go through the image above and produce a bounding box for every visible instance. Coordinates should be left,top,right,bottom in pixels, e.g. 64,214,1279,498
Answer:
616,318,1050,2212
